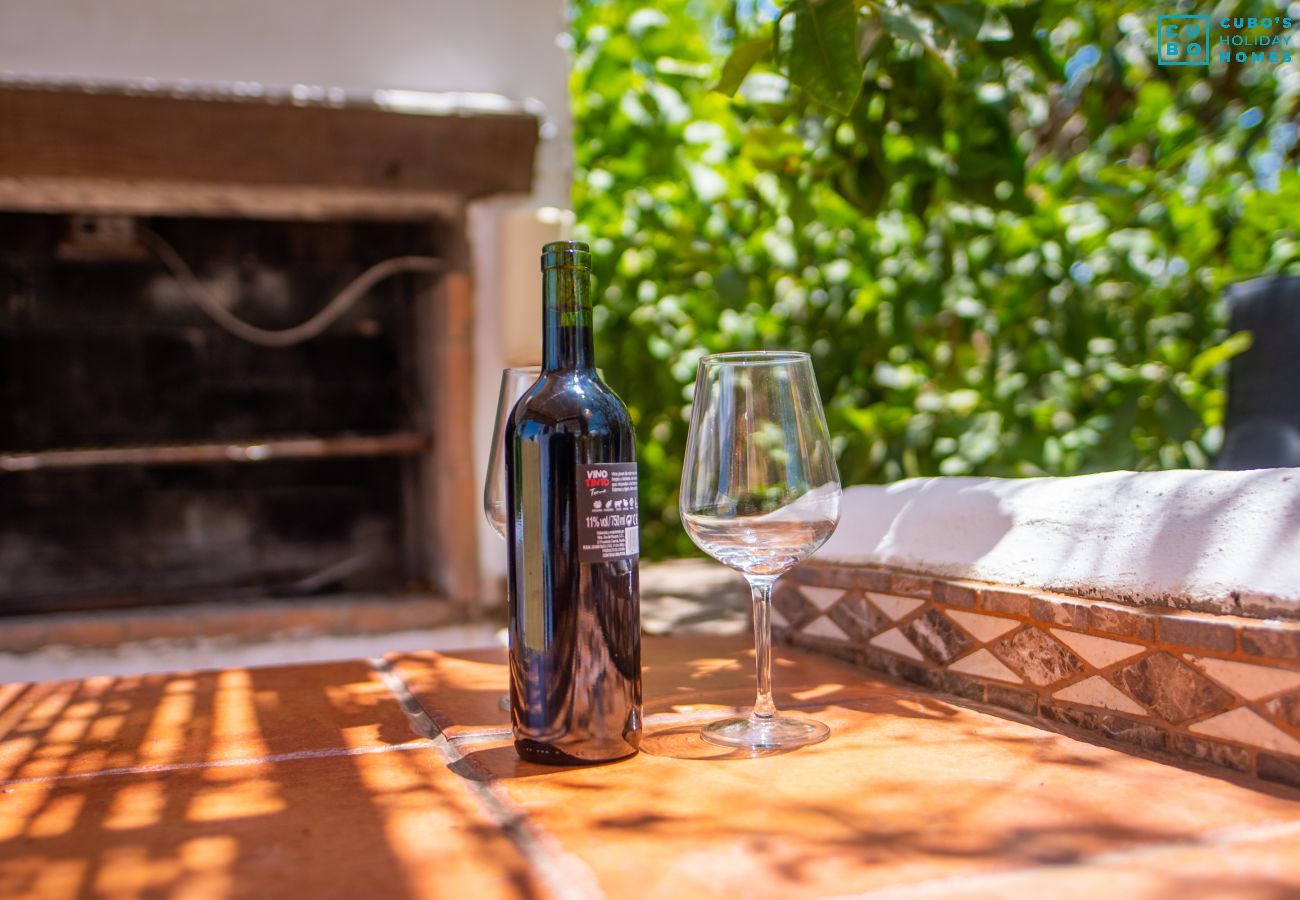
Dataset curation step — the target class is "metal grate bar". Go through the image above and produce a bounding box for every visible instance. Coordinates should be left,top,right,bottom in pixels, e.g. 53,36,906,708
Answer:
0,433,428,473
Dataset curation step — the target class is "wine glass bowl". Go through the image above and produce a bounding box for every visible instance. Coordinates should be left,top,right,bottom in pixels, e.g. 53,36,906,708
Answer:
485,367,542,540
680,351,842,750
485,366,540,713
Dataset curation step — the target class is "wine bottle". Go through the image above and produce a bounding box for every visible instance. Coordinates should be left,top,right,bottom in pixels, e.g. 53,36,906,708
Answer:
504,240,642,765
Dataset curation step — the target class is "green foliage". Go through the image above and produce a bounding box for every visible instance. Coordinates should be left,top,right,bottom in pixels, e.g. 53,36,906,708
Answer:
571,0,1300,558
784,0,864,114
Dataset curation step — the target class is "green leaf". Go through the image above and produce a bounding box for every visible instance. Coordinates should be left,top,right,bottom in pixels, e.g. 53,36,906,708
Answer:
932,4,982,39
877,9,926,47
877,9,956,75
713,37,770,97
785,0,863,115
1189,331,1253,380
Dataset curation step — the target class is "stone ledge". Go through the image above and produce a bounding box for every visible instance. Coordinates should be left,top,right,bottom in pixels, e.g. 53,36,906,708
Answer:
782,562,1300,788
815,469,1300,619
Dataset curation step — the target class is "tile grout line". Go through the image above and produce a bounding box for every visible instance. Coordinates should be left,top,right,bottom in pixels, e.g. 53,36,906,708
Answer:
0,741,430,789
834,816,1300,899
443,691,939,748
0,685,952,786
368,657,605,900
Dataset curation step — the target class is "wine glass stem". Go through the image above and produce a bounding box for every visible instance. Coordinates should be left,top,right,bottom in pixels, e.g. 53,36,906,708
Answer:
748,578,778,723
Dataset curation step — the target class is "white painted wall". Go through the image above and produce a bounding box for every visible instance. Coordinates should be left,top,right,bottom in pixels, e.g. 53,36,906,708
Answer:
0,0,573,587
816,468,1300,616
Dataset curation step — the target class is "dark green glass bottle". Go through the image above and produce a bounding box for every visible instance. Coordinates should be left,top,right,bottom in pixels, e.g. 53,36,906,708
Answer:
504,241,642,765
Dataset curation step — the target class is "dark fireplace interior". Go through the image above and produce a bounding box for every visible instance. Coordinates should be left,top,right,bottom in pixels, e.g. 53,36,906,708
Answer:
1,212,439,614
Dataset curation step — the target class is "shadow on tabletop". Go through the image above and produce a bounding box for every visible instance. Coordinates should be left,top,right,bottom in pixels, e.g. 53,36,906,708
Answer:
387,636,922,735
446,689,1300,897
2,648,1299,899
0,662,539,899
429,641,1300,897
454,689,969,779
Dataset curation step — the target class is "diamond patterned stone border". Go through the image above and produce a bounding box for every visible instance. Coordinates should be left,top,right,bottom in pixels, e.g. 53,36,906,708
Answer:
780,562,1300,790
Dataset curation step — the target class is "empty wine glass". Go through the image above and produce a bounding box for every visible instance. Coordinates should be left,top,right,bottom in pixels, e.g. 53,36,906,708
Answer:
485,367,542,540
484,366,601,533
680,351,842,750
485,366,541,711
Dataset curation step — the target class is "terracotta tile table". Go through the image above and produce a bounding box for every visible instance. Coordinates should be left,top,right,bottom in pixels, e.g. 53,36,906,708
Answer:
3,637,1300,898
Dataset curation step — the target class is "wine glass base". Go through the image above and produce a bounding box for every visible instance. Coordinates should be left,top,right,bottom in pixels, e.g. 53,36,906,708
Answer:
700,714,829,750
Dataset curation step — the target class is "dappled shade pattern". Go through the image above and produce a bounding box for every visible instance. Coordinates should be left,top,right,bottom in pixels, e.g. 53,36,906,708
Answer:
399,638,1300,898
2,637,1300,898
0,663,534,898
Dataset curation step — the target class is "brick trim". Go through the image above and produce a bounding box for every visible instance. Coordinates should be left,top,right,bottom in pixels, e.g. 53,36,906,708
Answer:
785,562,1300,789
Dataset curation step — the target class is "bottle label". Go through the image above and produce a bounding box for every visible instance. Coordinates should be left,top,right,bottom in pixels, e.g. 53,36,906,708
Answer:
575,462,639,563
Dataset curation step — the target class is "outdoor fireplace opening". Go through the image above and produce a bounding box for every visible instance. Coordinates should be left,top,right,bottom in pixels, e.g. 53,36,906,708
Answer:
0,211,444,615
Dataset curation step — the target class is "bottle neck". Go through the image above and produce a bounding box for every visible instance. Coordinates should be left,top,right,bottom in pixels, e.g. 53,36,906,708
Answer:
542,266,595,372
